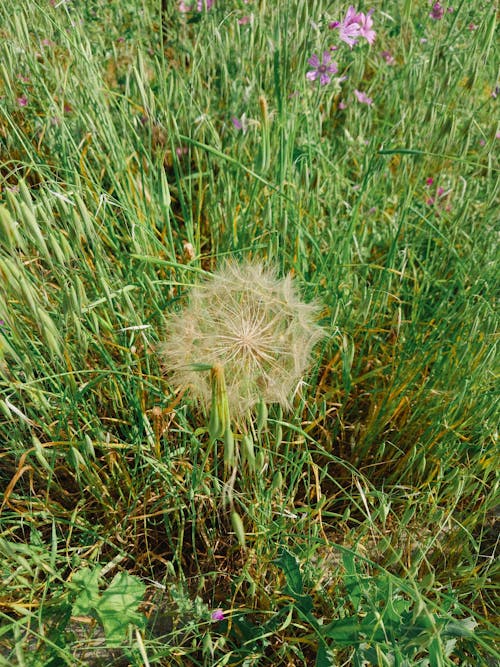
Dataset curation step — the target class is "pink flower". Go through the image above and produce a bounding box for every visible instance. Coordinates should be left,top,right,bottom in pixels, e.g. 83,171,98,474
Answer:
338,100,347,110
330,6,376,47
495,131,500,140
231,116,243,130
357,10,376,45
429,3,444,20
381,50,395,65
17,97,28,107
211,609,224,621
330,5,362,48
426,177,434,186
468,23,477,30
354,89,372,105
306,52,338,86
238,15,251,25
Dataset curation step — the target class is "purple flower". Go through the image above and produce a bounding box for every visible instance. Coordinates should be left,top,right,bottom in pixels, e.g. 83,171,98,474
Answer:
380,50,395,65
211,609,224,621
330,6,376,47
468,22,477,30
238,15,251,25
231,116,243,130
306,52,338,86
331,5,362,47
429,3,444,20
17,97,28,107
425,177,434,186
354,89,373,105
357,10,376,45
338,100,347,110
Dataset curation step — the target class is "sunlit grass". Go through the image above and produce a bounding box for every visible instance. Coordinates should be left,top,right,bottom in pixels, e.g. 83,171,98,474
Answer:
0,1,498,665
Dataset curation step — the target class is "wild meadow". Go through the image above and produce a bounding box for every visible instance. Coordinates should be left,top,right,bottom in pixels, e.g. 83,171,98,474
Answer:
0,1,498,665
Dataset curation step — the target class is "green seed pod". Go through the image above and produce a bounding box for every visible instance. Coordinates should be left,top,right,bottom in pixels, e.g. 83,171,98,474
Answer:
275,423,283,448
231,510,246,548
208,403,221,441
241,433,255,470
271,470,283,493
256,398,268,435
255,451,266,473
223,425,235,468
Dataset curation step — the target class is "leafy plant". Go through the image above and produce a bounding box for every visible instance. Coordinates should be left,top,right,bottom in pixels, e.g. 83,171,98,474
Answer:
69,566,146,648
274,547,480,667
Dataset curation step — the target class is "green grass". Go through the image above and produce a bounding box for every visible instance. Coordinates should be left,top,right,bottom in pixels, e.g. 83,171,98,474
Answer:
0,1,498,665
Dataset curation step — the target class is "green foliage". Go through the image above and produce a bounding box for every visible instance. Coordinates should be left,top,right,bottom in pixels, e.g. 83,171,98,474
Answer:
0,0,498,664
70,567,146,648
274,547,481,667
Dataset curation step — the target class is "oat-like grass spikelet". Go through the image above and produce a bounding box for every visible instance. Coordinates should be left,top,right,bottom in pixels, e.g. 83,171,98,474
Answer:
161,260,325,416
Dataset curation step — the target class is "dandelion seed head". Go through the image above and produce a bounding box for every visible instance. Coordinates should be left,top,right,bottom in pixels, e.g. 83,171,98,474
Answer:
161,261,325,415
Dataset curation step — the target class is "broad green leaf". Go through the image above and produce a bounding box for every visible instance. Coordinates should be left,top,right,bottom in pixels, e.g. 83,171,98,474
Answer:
71,566,102,616
95,572,146,647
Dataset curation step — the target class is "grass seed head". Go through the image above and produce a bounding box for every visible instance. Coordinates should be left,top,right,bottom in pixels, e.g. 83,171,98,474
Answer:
161,260,325,416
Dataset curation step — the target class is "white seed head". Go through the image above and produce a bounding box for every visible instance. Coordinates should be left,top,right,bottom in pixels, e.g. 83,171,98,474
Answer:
161,260,325,415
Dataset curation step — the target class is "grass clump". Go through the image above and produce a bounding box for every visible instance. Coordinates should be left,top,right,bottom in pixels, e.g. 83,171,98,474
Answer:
0,1,498,665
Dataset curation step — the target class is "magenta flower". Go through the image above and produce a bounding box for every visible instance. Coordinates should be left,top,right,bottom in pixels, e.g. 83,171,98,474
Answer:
231,116,243,130
330,5,362,47
380,50,395,65
429,3,444,20
306,52,338,86
211,609,224,621
426,177,434,186
357,10,376,45
354,89,373,105
17,96,28,107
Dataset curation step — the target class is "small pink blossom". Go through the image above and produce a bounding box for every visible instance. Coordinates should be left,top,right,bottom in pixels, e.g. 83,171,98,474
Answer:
238,15,251,25
381,50,395,65
468,22,477,31
429,3,444,20
231,116,243,130
330,6,376,47
426,177,434,186
338,100,347,110
354,89,372,105
495,131,500,140
17,96,28,107
306,52,338,86
357,10,376,45
330,6,362,48
211,609,224,621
